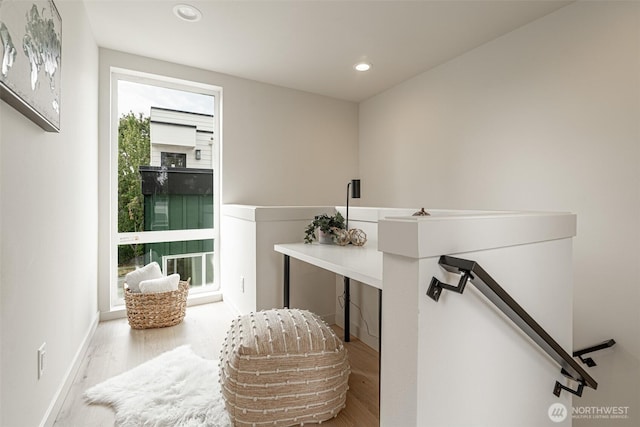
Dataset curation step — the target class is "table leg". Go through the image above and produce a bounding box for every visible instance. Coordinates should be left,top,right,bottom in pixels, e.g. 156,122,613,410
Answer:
284,255,290,308
344,276,350,342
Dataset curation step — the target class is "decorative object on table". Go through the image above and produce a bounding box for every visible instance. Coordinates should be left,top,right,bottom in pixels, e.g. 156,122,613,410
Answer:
345,179,361,230
303,212,345,244
0,0,62,132
349,228,367,246
334,228,351,246
124,266,191,329
412,207,430,216
219,308,350,426
84,345,231,426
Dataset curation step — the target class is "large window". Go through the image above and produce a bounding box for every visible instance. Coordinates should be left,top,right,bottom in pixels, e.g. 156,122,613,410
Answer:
111,70,221,308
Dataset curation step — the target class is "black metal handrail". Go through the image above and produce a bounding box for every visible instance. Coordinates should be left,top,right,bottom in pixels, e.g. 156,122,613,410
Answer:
427,255,598,397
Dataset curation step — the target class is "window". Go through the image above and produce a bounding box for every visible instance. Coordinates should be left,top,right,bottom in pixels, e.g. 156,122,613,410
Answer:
111,69,221,308
161,152,187,168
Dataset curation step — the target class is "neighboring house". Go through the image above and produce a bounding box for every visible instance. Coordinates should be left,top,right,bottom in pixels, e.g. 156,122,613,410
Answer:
141,107,215,288
150,107,214,170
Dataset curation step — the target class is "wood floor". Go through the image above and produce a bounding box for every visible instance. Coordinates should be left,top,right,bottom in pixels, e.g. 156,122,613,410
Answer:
54,302,379,426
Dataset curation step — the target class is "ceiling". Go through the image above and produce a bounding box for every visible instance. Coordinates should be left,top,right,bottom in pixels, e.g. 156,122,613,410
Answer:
82,0,572,102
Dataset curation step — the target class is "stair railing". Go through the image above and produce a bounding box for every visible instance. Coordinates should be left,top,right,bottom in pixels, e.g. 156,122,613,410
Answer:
427,255,598,397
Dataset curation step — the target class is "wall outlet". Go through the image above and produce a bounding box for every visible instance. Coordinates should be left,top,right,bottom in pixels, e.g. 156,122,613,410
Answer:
37,343,46,379
240,276,245,293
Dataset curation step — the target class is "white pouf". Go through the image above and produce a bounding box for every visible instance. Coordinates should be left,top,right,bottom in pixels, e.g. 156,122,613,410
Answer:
219,309,350,426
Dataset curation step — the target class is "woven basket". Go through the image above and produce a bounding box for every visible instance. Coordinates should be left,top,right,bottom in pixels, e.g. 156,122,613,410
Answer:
124,278,190,329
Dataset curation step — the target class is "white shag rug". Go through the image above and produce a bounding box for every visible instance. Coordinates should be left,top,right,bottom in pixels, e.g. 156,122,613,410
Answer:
84,345,231,427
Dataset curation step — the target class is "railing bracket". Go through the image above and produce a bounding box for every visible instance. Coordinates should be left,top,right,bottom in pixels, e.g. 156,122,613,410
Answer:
554,377,585,397
573,339,616,367
427,271,472,302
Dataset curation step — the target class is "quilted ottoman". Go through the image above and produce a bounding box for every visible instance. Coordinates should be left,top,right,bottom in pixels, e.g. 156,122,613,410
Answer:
219,309,350,426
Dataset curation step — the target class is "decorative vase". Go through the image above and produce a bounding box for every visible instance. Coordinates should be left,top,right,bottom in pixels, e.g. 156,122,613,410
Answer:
317,229,334,244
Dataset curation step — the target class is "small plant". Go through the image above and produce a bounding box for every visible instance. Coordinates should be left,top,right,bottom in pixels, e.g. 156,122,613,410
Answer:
304,212,346,243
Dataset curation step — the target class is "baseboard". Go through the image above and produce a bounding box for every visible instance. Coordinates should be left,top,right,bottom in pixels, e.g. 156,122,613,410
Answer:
222,295,242,316
40,311,100,427
319,312,336,326
350,323,379,351
334,317,379,352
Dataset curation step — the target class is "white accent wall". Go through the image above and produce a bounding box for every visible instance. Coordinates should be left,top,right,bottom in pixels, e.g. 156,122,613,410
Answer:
0,2,99,426
359,2,640,422
221,205,337,322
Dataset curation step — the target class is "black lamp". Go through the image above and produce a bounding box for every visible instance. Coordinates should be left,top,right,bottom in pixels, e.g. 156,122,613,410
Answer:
346,179,361,230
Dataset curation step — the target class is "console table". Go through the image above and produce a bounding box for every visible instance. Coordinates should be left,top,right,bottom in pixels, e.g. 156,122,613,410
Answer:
274,242,382,342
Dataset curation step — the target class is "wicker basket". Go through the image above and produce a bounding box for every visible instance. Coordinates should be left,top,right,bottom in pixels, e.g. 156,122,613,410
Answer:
124,278,190,329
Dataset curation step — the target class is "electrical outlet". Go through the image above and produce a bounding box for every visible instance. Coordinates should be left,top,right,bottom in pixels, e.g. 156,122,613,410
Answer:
37,343,46,379
240,276,245,293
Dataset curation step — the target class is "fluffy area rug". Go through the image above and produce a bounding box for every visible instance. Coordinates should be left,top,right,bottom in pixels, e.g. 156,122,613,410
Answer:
84,345,231,427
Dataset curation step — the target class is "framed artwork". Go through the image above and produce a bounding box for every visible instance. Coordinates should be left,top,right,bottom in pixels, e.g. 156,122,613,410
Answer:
0,0,62,132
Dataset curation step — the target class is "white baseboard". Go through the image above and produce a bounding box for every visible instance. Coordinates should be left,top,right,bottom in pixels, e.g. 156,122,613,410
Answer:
222,295,242,316
349,323,379,351
334,317,379,352
319,312,336,326
40,311,100,427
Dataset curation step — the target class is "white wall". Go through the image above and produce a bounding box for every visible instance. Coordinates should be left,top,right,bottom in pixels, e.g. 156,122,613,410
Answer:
0,2,99,426
221,205,337,322
359,1,640,423
220,79,359,206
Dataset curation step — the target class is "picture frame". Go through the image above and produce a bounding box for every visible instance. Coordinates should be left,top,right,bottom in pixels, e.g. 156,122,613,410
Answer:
0,0,62,132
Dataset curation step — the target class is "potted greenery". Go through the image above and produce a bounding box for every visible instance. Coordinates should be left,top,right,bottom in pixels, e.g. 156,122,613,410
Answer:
304,212,346,244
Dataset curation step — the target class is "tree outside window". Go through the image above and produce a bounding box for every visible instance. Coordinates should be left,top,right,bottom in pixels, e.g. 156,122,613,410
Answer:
118,112,150,264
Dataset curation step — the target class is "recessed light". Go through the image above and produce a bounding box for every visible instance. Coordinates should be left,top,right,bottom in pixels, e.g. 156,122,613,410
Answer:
173,4,202,22
354,62,372,72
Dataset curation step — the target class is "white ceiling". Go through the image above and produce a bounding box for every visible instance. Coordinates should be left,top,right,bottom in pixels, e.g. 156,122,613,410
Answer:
82,0,572,102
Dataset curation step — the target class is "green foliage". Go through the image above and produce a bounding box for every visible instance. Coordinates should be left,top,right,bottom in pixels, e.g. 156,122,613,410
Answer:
304,212,345,243
117,112,150,263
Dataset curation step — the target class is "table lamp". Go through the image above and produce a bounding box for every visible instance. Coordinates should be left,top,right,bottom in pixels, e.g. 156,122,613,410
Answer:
346,179,361,230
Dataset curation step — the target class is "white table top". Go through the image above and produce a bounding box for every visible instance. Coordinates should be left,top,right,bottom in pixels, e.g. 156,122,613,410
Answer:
274,242,383,289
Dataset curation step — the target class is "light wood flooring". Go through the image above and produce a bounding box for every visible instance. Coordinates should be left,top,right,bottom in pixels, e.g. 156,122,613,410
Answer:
54,302,379,426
